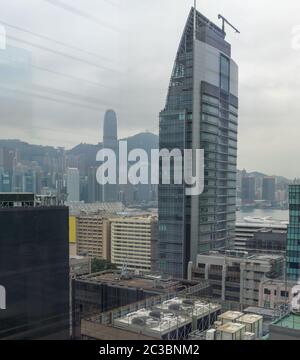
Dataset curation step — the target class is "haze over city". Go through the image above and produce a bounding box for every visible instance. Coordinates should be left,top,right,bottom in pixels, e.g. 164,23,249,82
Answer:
1,0,300,178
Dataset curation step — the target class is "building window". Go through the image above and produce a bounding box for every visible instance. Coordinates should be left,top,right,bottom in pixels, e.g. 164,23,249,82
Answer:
280,291,289,298
220,55,230,93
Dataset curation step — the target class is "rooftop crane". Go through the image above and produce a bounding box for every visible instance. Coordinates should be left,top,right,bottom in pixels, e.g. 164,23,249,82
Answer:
218,14,240,34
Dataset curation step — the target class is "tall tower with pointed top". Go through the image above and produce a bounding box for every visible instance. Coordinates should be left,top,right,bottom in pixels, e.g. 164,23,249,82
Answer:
158,8,239,278
102,110,119,202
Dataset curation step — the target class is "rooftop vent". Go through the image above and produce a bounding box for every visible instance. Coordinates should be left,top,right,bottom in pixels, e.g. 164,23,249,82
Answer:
132,317,146,327
183,299,194,306
149,310,162,319
169,303,181,312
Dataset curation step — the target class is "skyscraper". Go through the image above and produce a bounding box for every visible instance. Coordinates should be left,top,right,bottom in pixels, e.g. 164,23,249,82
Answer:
0,193,69,339
158,8,239,278
287,185,300,282
241,176,256,204
262,176,276,204
102,110,119,202
67,168,80,202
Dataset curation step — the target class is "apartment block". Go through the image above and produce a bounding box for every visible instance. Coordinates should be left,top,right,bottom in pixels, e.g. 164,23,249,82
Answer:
76,214,111,260
111,216,157,273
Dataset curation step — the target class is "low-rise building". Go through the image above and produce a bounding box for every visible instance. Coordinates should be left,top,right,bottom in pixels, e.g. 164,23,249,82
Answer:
258,279,295,310
193,251,284,306
235,222,287,254
72,271,210,339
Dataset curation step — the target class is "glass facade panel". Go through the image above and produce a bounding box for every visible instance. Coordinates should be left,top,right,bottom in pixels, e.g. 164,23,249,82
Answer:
287,185,300,281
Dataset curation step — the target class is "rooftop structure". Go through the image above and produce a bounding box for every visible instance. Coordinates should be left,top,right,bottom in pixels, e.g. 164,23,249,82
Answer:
217,322,245,333
72,271,210,339
112,297,221,340
258,279,298,310
189,310,263,340
67,202,124,216
0,192,61,208
269,312,300,340
218,311,244,324
70,256,91,277
76,272,195,293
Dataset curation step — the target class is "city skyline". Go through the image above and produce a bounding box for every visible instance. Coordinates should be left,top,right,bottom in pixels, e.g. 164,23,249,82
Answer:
1,0,300,344
0,1,300,178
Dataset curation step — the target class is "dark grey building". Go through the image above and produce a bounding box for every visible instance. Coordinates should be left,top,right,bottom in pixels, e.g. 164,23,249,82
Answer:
158,8,239,278
241,176,256,204
0,193,69,339
71,271,209,339
262,177,276,204
243,229,286,254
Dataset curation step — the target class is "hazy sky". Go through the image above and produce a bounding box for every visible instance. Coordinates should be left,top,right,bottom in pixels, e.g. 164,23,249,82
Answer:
1,0,300,178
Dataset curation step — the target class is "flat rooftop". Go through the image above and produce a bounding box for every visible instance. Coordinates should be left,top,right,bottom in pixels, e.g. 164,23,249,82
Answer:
273,313,300,331
198,251,283,261
76,272,199,293
236,222,287,229
218,311,244,322
218,322,245,334
238,314,263,324
113,297,221,337
243,307,275,318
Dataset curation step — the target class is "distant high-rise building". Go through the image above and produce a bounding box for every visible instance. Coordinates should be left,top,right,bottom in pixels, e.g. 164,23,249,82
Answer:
67,168,80,202
262,177,276,204
102,110,119,202
158,8,239,278
0,147,14,173
0,169,11,192
0,193,69,339
287,185,300,282
87,166,102,203
241,176,256,204
23,170,36,193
